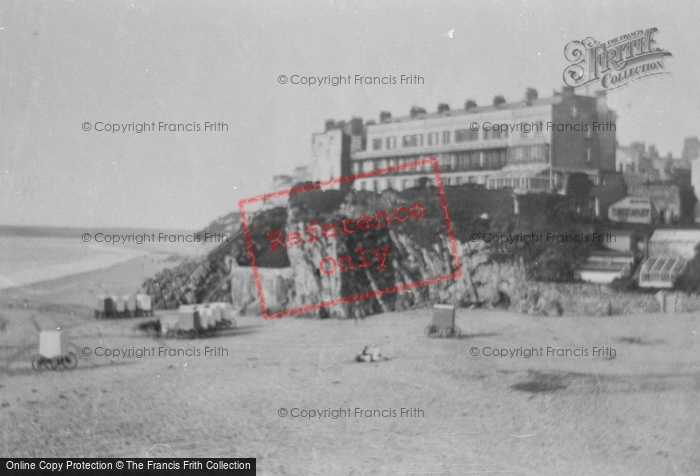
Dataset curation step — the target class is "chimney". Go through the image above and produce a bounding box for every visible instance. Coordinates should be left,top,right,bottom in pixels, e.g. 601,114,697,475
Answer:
349,117,363,135
437,103,450,114
379,111,392,123
525,87,538,106
561,86,575,98
324,119,336,131
410,106,426,118
595,91,610,115
492,95,506,107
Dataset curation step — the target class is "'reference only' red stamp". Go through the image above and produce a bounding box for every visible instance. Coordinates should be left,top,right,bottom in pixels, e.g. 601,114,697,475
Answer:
238,157,462,319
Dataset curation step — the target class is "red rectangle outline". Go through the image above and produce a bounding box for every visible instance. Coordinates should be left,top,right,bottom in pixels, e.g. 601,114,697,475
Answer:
238,157,462,319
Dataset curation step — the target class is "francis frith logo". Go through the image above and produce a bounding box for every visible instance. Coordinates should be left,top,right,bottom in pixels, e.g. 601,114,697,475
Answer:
563,28,672,91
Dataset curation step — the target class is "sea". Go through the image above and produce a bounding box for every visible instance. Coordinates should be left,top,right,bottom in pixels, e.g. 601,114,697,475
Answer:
0,226,201,290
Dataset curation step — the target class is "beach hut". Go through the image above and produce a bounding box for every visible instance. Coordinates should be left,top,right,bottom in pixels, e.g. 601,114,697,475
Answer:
32,330,78,371
39,330,66,359
123,295,136,317
95,295,118,318
115,296,127,317
159,314,179,337
198,305,218,329
176,311,204,337
135,294,153,316
208,302,235,326
425,304,461,338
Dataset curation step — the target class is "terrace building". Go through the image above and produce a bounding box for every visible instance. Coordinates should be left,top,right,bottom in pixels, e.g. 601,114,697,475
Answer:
338,87,616,195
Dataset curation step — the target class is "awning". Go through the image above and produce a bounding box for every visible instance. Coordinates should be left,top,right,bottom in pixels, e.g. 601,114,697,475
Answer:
487,165,550,181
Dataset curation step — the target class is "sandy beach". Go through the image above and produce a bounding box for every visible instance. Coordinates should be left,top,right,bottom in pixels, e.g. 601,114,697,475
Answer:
0,258,698,475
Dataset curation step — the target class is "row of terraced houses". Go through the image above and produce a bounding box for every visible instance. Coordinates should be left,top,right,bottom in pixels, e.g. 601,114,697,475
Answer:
310,86,617,202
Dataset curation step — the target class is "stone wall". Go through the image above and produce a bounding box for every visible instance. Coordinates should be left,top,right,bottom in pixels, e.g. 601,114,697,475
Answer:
229,242,700,318
230,262,295,316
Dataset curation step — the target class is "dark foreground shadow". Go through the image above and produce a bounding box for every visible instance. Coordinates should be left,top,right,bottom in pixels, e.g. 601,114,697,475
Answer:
456,332,499,340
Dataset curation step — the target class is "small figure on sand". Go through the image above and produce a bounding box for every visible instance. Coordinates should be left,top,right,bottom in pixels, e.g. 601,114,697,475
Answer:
355,346,385,363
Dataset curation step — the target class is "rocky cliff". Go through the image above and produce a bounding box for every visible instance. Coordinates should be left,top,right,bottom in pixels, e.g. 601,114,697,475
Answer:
141,184,598,317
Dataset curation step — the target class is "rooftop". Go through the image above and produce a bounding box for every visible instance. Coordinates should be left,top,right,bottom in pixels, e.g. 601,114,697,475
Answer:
376,95,570,125
650,229,700,243
576,252,633,273
640,256,689,274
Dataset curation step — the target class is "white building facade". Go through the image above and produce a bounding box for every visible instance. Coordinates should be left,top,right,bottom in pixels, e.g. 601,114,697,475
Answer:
348,88,616,193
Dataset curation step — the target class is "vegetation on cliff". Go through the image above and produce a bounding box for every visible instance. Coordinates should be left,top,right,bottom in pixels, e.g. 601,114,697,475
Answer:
674,244,700,293
141,183,604,312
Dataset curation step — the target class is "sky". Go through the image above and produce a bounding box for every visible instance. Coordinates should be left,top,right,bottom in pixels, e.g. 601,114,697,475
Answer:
1,0,699,230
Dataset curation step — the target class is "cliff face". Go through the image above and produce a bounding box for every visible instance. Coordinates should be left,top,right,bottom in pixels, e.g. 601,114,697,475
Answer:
279,188,471,318
143,185,597,317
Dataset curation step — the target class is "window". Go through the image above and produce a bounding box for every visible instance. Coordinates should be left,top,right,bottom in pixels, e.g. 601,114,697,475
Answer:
455,151,481,170
519,121,545,138
427,132,439,146
386,137,396,150
372,138,382,151
353,162,361,174
482,149,507,169
387,179,394,189
443,131,451,144
402,134,424,148
507,144,547,164
455,129,479,142
373,180,379,191
438,154,452,171
487,127,508,140
360,181,367,190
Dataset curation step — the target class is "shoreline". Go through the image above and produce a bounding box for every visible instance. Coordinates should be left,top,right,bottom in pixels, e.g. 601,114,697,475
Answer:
0,254,189,310
0,235,204,292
